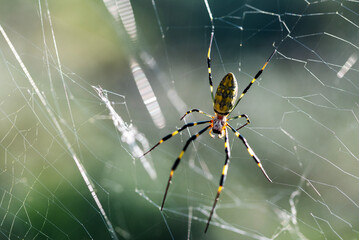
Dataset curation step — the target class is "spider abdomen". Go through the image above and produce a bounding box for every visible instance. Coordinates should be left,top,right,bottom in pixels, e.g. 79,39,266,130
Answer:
214,73,238,115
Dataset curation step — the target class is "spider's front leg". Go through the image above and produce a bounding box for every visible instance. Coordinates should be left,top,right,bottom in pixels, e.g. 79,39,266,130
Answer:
180,109,213,120
232,49,277,111
228,114,251,131
207,30,215,103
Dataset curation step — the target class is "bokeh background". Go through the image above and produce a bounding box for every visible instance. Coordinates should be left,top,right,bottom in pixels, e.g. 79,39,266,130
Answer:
0,0,359,239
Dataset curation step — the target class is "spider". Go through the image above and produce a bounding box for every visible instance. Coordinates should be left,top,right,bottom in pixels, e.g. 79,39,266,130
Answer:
143,32,276,233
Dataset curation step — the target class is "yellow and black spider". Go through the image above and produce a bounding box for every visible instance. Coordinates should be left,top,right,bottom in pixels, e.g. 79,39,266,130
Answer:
143,31,276,233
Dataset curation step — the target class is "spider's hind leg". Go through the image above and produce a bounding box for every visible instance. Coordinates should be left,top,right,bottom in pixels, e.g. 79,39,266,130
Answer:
143,120,211,156
205,128,230,233
161,125,211,210
227,123,272,182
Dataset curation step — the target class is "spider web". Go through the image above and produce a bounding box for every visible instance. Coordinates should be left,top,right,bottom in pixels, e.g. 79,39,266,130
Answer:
0,0,358,239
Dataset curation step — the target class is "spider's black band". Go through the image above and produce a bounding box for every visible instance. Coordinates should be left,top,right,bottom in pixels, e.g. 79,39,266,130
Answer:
254,69,263,79
162,133,173,141
219,174,226,186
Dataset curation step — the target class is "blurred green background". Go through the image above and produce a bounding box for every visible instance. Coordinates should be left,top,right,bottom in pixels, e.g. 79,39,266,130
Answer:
0,0,359,239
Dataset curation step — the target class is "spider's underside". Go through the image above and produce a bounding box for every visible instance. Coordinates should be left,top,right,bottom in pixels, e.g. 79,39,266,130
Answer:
143,31,276,233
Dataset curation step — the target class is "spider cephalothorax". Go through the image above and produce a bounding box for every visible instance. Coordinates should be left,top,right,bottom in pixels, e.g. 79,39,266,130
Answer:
211,114,226,136
143,30,276,233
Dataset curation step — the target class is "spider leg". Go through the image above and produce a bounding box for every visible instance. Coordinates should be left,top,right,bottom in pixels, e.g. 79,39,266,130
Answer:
161,124,211,210
232,49,277,111
228,114,251,131
227,123,272,182
205,128,230,233
143,120,211,156
207,30,215,104
180,108,213,120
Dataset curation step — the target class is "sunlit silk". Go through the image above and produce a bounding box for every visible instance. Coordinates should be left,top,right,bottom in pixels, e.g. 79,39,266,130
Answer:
131,60,166,129
337,54,357,78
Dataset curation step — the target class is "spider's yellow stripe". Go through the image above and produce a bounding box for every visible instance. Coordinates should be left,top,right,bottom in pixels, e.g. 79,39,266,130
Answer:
247,147,254,157
170,170,174,177
217,186,223,193
222,164,228,175
208,68,211,73
262,62,268,70
179,150,185,159
159,139,164,144
257,163,262,168
172,130,179,136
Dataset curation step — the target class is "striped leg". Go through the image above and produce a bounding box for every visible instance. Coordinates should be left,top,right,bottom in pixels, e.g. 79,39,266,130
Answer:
143,120,211,156
227,124,272,182
180,108,213,120
228,114,251,131
232,49,277,110
161,125,211,210
207,30,215,103
205,129,230,233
